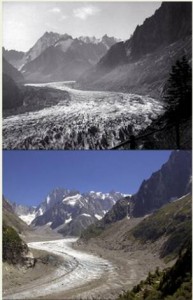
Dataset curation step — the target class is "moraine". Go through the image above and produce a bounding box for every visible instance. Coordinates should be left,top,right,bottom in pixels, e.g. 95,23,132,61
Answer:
3,82,164,149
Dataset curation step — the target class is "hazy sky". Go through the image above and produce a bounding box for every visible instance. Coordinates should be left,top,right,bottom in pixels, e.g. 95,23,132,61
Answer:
3,150,171,206
3,1,161,51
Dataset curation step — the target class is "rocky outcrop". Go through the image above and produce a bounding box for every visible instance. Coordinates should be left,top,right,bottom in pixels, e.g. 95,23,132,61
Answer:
3,74,23,111
3,48,25,69
3,58,24,83
126,2,192,60
31,189,125,236
131,151,192,217
78,2,192,97
3,223,35,267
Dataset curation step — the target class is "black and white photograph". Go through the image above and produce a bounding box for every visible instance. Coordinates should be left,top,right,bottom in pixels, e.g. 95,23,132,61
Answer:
3,1,192,150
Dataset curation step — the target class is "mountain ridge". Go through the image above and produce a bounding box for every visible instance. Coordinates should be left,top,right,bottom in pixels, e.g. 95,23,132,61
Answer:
12,189,128,236
80,150,192,240
78,2,192,97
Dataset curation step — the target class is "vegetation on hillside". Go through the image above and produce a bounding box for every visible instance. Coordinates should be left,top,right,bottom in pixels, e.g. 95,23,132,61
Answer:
3,223,28,264
118,239,192,300
163,56,192,148
129,194,191,260
134,56,192,150
3,197,29,234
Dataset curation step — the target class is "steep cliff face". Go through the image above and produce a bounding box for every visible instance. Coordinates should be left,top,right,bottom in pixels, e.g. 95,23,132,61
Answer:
132,151,192,217
126,2,192,59
78,2,192,96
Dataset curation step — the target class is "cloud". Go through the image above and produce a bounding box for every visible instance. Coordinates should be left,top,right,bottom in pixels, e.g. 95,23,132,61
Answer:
73,6,100,20
60,15,68,21
49,7,61,13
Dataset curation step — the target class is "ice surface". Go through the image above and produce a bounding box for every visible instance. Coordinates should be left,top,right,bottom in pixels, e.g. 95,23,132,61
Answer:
4,238,114,299
3,82,164,149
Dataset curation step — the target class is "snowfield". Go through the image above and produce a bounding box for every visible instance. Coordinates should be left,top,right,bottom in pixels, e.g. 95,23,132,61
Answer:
3,82,164,149
19,213,36,225
4,238,114,299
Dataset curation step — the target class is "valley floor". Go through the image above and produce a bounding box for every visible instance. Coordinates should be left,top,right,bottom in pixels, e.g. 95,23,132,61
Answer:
3,221,172,300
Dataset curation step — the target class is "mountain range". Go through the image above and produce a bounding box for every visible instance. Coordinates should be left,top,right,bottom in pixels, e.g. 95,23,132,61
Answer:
78,2,192,97
3,33,119,83
12,190,128,236
3,2,191,97
11,150,191,238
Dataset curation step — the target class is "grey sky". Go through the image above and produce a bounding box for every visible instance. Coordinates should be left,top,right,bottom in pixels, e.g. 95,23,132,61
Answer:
3,1,161,52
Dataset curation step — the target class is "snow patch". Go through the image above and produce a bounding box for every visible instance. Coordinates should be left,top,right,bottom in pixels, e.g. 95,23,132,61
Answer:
65,216,72,224
19,213,36,225
46,222,52,226
38,208,43,216
95,214,102,220
81,213,91,217
63,194,82,206
55,38,73,52
46,195,50,204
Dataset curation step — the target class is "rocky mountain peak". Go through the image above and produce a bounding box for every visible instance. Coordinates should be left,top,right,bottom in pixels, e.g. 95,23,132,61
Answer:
131,151,192,217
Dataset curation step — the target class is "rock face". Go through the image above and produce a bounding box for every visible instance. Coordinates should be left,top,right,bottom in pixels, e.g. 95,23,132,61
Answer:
3,58,24,112
131,151,192,217
3,73,23,111
30,189,126,236
126,2,192,60
3,48,25,69
80,150,191,240
16,32,119,82
3,58,24,83
78,2,192,97
101,197,131,226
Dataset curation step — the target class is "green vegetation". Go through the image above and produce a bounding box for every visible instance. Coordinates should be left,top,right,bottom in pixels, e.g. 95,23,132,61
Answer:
129,194,191,260
3,223,28,264
119,239,192,300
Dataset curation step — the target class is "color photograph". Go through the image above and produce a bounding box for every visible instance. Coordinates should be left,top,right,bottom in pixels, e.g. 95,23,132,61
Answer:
2,150,192,299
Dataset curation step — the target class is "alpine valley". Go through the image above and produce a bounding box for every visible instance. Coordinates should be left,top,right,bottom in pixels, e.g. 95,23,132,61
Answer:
3,2,192,149
3,151,192,299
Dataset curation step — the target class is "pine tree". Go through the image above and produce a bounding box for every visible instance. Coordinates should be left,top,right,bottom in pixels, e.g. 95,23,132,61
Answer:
164,56,192,148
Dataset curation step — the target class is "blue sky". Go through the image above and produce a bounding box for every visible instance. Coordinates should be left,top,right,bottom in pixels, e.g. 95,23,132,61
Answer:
3,150,171,206
3,2,161,51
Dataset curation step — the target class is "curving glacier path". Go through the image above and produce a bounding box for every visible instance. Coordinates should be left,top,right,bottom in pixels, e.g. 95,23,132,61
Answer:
4,238,115,299
3,81,164,149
